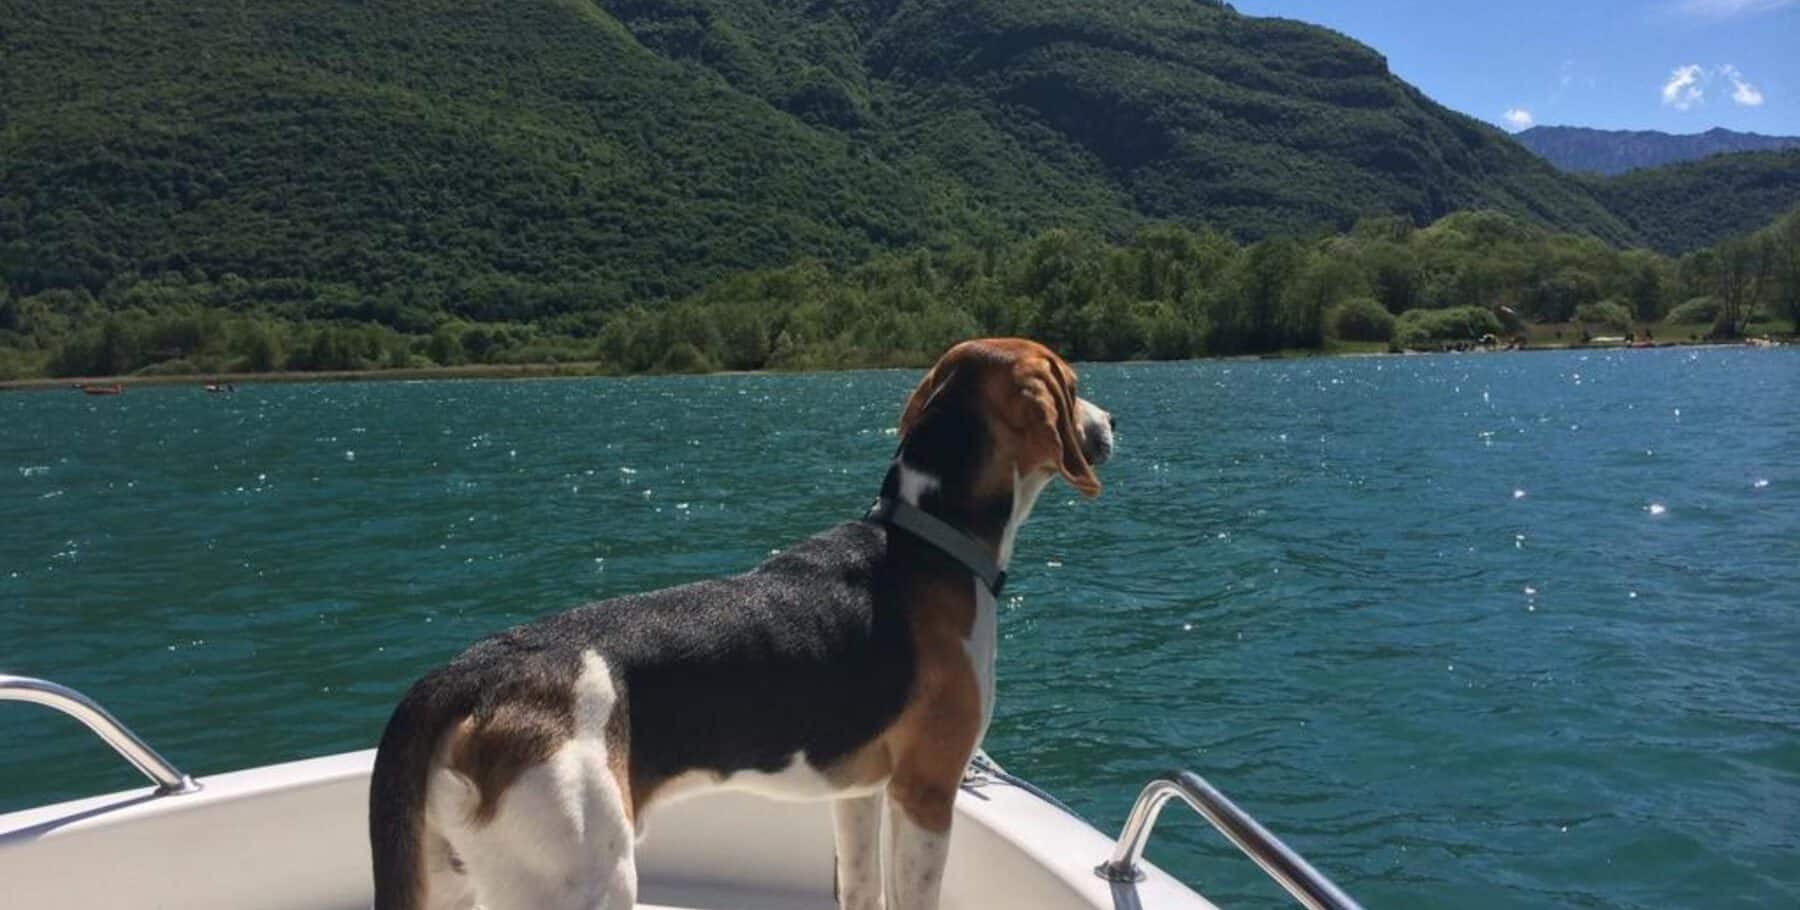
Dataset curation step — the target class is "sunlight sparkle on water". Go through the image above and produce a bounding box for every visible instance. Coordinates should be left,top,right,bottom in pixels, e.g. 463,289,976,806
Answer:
1647,503,1667,516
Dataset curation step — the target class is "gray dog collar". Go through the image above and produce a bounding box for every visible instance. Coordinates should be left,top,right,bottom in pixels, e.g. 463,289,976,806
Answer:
865,497,1006,597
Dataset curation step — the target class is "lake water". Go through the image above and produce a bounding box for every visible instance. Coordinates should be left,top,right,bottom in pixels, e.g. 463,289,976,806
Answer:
3,348,1796,909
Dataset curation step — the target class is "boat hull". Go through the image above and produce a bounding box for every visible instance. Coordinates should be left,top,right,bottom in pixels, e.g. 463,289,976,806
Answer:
0,750,1214,909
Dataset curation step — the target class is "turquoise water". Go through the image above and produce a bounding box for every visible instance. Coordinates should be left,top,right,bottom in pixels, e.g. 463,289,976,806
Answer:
3,349,1796,909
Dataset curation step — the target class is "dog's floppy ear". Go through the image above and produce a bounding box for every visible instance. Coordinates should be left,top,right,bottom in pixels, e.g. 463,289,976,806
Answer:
1019,357,1100,498
900,366,950,437
900,344,975,436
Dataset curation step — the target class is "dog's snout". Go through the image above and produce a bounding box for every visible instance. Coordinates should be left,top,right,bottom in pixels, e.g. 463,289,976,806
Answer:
1076,398,1115,467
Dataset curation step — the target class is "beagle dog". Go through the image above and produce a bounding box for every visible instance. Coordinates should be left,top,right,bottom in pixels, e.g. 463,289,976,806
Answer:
369,338,1115,910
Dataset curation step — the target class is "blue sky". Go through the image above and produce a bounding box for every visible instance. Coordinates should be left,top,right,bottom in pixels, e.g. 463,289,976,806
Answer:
1234,0,1799,135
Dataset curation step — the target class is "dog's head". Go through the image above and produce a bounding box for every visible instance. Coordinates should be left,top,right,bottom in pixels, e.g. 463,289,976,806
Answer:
896,338,1113,508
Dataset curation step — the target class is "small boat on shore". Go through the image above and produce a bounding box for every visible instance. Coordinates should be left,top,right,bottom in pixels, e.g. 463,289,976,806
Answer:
0,674,1363,910
75,383,123,396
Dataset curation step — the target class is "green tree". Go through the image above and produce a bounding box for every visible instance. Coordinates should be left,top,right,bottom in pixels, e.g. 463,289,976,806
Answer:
1768,209,1800,332
1529,268,1601,322
1712,236,1769,337
95,317,142,376
1624,254,1668,322
460,325,501,363
427,325,466,366
1366,245,1421,314
1237,238,1306,350
234,320,284,372
1282,254,1360,348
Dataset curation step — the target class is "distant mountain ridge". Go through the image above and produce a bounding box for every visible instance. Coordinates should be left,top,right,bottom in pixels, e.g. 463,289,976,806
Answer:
1517,125,1800,175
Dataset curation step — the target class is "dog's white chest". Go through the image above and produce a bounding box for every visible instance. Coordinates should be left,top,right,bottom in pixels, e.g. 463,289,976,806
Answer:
967,583,999,744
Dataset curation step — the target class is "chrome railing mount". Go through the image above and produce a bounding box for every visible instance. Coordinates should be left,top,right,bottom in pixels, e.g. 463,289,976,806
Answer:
1098,769,1363,910
0,674,200,796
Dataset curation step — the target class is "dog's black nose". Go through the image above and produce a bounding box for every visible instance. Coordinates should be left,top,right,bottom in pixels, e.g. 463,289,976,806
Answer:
1108,414,1118,431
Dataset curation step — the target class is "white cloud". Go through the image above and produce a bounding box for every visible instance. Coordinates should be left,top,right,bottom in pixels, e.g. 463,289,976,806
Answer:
1719,64,1766,106
1502,108,1536,131
1677,0,1796,17
1662,64,1706,110
1661,64,1768,110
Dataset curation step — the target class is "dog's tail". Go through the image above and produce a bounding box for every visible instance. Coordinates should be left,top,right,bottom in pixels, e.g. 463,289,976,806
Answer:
370,671,462,910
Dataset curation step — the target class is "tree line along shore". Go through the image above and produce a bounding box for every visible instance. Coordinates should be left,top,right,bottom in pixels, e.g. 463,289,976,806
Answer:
3,206,1796,386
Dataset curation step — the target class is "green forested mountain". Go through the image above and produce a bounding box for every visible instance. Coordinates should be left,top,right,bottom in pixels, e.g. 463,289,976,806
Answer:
1587,150,1800,255
3,0,1648,317
1516,125,1800,176
4,0,1797,383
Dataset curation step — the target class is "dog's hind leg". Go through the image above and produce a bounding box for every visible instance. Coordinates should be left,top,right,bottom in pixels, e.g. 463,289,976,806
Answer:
427,653,637,910
434,745,636,910
832,792,885,910
419,829,476,910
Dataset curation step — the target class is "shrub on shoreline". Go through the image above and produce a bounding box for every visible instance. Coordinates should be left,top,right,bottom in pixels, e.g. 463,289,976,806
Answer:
1394,306,1503,348
1331,297,1395,342
1574,300,1633,332
1665,297,1719,325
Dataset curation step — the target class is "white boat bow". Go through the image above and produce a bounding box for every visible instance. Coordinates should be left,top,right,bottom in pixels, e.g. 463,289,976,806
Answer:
0,674,1362,910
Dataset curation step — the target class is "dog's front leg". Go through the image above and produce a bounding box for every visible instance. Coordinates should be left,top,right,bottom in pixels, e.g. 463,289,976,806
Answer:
833,792,885,910
883,776,955,910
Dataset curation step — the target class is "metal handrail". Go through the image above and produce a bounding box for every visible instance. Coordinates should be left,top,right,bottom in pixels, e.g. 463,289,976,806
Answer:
0,674,200,796
1097,770,1363,910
